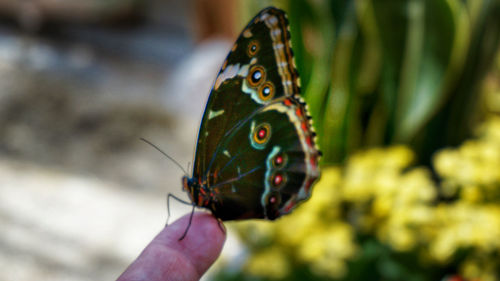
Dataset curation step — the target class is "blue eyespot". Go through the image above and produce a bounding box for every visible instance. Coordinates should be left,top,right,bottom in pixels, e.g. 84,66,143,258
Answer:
247,40,260,56
262,86,270,95
252,70,262,82
258,81,274,101
248,65,266,87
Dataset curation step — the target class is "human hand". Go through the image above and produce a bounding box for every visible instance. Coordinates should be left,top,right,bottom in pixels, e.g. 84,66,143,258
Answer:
117,212,226,281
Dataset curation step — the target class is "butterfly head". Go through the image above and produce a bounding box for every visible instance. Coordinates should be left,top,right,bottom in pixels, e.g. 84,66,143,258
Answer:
182,176,198,203
182,176,215,208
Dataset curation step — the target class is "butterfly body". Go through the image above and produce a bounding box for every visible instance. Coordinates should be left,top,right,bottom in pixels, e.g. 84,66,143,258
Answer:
182,7,320,221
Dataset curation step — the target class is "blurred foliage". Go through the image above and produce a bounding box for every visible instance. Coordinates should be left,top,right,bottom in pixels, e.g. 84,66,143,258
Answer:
287,0,498,165
213,0,500,280
216,129,500,280
214,118,500,280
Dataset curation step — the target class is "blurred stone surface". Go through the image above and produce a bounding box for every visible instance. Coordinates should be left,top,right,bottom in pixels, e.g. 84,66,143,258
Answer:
0,28,190,194
0,10,246,281
0,31,194,280
0,0,141,27
0,159,169,281
0,0,247,279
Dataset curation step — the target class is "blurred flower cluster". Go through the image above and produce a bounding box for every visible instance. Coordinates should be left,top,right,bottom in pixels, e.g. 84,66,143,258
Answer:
237,168,356,279
230,122,500,280
211,1,500,280
218,56,500,280
432,116,500,280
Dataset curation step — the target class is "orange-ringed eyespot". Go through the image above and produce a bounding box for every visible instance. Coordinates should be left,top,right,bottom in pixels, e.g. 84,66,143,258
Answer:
247,40,260,56
271,172,286,188
252,122,271,145
272,153,287,168
266,191,281,205
258,81,274,101
248,65,265,87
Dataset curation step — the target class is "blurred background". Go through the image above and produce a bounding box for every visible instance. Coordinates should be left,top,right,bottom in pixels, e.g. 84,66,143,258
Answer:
1,0,500,281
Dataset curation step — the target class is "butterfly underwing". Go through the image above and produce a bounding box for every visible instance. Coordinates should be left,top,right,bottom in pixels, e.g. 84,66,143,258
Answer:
182,6,321,221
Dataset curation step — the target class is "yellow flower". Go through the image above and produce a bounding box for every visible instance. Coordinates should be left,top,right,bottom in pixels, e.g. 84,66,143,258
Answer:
461,257,498,281
303,168,343,213
428,202,500,264
434,117,500,187
461,185,483,203
482,116,500,142
311,258,348,279
383,145,415,168
429,228,458,262
245,247,290,279
388,227,416,251
397,168,436,204
276,209,319,247
461,258,481,279
236,220,274,245
298,223,356,279
372,194,394,218
343,146,414,203
274,168,343,246
433,148,459,178
235,118,500,279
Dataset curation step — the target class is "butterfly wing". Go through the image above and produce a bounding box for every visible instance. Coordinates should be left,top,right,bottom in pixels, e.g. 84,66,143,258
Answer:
193,7,300,177
207,97,320,220
190,7,320,220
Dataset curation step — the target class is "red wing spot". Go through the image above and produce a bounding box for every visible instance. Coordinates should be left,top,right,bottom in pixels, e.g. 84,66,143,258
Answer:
258,128,267,139
295,108,302,117
310,157,317,168
275,155,283,165
284,201,295,212
301,122,308,131
273,174,283,186
283,99,292,106
304,182,312,193
306,136,313,146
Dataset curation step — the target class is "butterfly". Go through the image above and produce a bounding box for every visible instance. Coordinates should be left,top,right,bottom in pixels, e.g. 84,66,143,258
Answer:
176,7,320,237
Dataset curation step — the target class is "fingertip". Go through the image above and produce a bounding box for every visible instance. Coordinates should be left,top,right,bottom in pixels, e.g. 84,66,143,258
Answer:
158,212,226,274
117,212,226,281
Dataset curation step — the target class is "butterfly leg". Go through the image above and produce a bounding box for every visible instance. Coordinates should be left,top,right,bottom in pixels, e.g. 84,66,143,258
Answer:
166,193,193,226
208,208,226,234
216,218,226,234
179,205,196,241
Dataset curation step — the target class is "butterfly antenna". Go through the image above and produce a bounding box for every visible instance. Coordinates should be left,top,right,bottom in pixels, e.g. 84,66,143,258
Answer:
179,205,195,241
140,138,188,176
